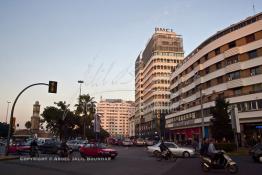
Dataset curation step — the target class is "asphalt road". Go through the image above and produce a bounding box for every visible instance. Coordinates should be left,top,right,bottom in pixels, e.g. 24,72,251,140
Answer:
0,146,261,175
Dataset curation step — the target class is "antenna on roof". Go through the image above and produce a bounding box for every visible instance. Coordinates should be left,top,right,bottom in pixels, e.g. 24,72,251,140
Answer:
252,1,256,15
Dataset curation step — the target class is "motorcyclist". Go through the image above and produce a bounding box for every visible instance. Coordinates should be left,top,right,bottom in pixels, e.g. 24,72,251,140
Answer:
159,140,169,157
207,139,220,164
200,138,209,156
30,139,38,157
60,140,69,157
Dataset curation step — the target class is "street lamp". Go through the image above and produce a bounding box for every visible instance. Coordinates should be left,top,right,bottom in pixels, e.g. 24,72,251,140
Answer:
5,101,11,123
200,89,205,140
78,80,84,96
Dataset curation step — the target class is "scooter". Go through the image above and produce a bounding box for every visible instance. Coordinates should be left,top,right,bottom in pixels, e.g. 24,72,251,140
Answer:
57,147,73,161
157,149,177,162
201,150,238,174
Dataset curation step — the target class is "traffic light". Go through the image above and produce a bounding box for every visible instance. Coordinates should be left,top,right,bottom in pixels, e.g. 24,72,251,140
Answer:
48,81,57,93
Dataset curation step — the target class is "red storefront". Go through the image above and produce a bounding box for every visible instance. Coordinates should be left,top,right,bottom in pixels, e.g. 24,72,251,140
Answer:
170,127,201,143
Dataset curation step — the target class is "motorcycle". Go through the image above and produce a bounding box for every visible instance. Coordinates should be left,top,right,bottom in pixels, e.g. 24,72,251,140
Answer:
29,146,39,157
57,147,73,161
201,150,238,174
156,149,177,162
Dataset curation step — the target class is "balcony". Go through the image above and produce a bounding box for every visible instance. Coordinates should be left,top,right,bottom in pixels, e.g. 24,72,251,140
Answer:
194,77,202,86
224,47,240,58
227,79,243,89
225,62,242,73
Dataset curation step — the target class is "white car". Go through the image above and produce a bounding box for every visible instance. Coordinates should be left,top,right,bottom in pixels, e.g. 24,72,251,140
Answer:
146,142,195,158
122,139,133,146
67,140,88,151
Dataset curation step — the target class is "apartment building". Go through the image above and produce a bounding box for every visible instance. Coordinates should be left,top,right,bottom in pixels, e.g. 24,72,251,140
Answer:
135,28,184,138
97,99,135,138
166,13,262,145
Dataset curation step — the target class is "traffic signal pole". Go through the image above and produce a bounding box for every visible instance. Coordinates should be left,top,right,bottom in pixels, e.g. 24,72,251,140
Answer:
5,82,56,156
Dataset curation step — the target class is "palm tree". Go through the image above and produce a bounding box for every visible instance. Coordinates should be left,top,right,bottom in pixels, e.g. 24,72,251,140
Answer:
75,94,96,139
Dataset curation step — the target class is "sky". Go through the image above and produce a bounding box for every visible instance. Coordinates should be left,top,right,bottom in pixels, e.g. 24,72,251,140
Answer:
0,0,262,128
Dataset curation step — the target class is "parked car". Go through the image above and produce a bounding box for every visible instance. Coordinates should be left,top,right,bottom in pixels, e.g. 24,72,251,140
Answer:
67,140,88,151
146,141,195,158
116,139,123,146
135,138,146,146
8,141,31,155
80,143,118,159
39,139,61,154
122,139,133,146
249,143,262,162
145,138,154,146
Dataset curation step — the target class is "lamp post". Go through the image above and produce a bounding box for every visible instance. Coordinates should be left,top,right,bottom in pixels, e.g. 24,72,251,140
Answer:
200,89,205,140
78,80,84,96
5,101,11,123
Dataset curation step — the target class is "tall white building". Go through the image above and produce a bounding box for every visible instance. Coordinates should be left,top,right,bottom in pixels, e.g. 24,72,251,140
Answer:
97,99,135,138
135,28,184,138
167,12,262,145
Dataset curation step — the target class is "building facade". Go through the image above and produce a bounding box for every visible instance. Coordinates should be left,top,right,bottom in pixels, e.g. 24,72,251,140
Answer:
135,28,184,138
97,99,135,138
166,13,262,145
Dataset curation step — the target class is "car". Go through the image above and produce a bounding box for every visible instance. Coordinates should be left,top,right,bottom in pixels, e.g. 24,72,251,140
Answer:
145,138,155,146
146,141,195,158
116,139,123,146
135,138,146,146
122,139,133,146
39,139,61,154
249,143,262,162
8,141,31,155
67,140,88,151
80,143,118,159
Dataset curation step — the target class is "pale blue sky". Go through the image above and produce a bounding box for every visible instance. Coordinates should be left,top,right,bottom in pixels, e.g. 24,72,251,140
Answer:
0,0,261,128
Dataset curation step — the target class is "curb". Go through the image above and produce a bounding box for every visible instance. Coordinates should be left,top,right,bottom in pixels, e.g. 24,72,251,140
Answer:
0,156,20,161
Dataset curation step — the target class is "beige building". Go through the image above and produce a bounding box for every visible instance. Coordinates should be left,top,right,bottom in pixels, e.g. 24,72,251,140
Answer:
97,99,135,138
135,28,184,138
166,13,262,145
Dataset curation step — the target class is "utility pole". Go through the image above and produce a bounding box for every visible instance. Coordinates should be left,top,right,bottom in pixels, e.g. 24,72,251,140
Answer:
200,89,205,139
5,101,11,123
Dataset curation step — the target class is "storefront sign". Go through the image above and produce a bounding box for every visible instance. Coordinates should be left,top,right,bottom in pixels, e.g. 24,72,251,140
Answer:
173,119,195,127
256,126,262,129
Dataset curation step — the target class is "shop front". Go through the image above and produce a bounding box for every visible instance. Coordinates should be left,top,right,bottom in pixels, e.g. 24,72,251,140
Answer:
242,122,262,146
170,127,201,145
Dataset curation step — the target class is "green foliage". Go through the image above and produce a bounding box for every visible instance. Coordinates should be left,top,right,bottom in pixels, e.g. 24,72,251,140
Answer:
214,143,237,152
210,97,234,142
25,121,31,129
41,101,81,140
0,122,9,137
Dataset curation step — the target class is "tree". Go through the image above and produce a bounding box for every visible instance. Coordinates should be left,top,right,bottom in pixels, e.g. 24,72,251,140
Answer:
75,94,96,139
210,97,234,142
41,101,81,140
25,121,31,130
0,122,9,137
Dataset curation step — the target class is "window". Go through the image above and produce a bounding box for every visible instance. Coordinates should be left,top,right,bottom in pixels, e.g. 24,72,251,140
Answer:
251,101,257,110
228,41,236,48
215,48,220,55
206,81,211,88
226,55,239,65
233,88,242,96
228,71,240,80
253,83,262,92
217,76,223,84
204,54,208,61
250,66,261,76
205,67,210,74
245,33,255,43
248,50,258,59
258,100,262,109
216,62,222,69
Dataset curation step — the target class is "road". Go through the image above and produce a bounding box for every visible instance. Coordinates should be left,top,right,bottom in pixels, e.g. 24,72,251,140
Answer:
0,146,261,175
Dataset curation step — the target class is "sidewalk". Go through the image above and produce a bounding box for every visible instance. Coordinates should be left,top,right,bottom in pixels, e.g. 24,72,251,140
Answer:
0,154,19,161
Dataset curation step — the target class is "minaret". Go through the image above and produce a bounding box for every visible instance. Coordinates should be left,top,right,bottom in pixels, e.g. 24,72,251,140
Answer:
31,101,40,133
